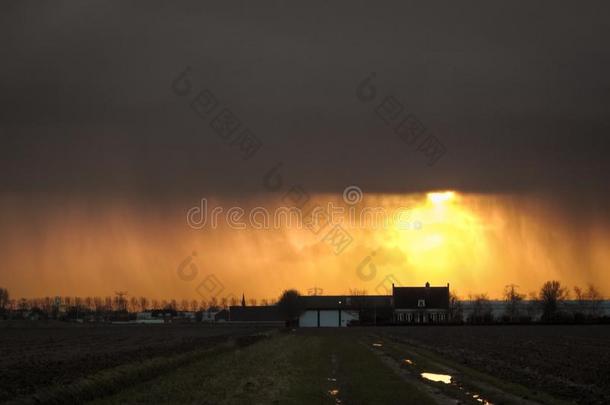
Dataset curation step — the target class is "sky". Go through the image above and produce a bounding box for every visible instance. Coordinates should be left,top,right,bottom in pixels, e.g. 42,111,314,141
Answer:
1,1,609,300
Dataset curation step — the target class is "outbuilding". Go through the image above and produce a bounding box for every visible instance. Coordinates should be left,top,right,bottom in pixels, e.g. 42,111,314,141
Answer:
297,295,391,327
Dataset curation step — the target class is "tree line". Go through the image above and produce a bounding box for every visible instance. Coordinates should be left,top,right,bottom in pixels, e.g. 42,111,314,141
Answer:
0,280,606,323
453,280,606,324
0,288,277,320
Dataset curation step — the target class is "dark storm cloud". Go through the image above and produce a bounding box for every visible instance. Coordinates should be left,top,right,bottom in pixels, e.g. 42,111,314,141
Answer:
1,1,609,203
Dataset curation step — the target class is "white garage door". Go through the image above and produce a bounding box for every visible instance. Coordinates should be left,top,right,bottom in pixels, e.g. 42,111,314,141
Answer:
299,310,318,327
319,310,339,327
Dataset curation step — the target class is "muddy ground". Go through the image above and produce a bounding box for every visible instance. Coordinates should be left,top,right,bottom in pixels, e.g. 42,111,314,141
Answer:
0,321,270,402
377,325,610,404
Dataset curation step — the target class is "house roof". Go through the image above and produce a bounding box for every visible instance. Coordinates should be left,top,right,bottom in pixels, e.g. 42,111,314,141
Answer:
393,284,449,309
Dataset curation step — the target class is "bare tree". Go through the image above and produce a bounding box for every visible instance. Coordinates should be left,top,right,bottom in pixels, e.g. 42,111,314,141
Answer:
503,284,524,322
0,287,9,313
585,285,603,317
574,284,603,319
84,297,93,311
468,294,493,323
139,297,149,311
539,280,569,321
92,297,103,312
42,297,53,314
129,297,139,312
114,291,128,312
104,296,113,311
574,286,586,319
248,298,258,307
448,291,463,323
18,298,29,311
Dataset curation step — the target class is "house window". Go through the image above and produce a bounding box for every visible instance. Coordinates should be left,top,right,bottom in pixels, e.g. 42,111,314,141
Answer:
417,299,426,308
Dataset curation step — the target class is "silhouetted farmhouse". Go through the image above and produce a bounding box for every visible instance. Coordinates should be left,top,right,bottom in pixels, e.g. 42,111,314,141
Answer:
228,282,450,327
393,282,450,324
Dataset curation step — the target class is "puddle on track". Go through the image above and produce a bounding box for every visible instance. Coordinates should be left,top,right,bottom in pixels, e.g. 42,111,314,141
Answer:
421,372,452,384
328,388,342,404
371,338,497,405
402,356,494,404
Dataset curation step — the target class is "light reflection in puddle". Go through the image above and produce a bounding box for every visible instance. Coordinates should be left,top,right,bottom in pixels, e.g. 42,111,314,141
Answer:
403,359,414,365
470,391,493,404
420,372,452,384
421,374,493,404
328,389,342,404
372,343,383,347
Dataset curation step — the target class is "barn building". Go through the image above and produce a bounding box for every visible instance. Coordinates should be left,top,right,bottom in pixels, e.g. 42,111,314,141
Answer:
228,305,283,324
298,295,393,327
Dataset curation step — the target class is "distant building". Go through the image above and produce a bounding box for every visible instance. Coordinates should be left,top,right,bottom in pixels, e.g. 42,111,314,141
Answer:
393,282,450,324
215,309,229,322
135,311,164,324
201,308,221,323
229,306,283,324
174,311,196,322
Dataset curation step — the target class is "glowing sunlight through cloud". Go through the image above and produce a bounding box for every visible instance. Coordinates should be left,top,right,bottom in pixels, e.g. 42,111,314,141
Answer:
0,191,608,300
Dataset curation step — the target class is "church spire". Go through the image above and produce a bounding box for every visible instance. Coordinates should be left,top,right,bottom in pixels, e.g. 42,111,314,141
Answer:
241,293,246,307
